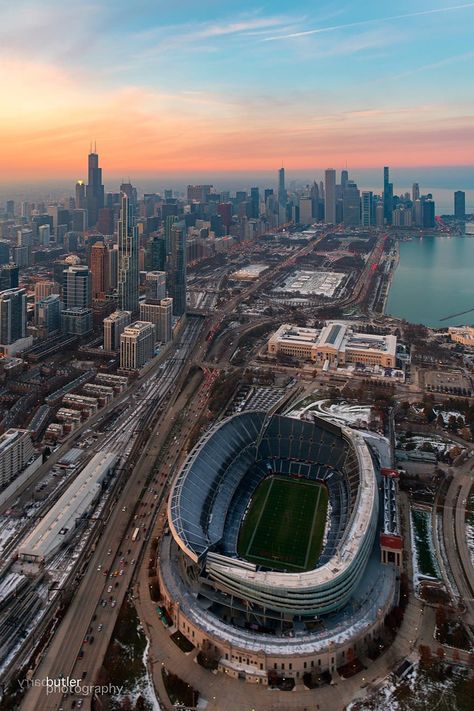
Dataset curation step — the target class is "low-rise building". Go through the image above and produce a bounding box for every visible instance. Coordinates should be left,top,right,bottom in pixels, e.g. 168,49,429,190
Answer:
268,322,397,369
448,326,474,347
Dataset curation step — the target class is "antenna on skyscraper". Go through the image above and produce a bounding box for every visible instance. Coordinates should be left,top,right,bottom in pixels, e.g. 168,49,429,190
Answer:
94,141,97,153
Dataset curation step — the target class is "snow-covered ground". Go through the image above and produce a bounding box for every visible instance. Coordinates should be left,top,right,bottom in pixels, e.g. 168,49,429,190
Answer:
347,661,470,711
110,623,161,711
288,398,371,428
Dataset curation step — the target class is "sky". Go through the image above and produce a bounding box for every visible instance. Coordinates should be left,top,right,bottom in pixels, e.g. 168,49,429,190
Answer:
1,0,474,181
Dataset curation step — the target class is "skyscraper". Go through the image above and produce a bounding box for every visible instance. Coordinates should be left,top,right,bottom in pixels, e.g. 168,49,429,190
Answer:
383,166,393,224
164,214,178,255
117,192,139,314
412,183,420,202
168,223,187,317
454,191,466,219
342,181,361,226
361,191,373,227
145,271,166,301
145,235,166,271
0,240,10,265
35,294,61,336
324,169,336,224
0,288,27,344
120,321,155,370
250,187,260,218
299,196,313,224
278,167,286,208
75,180,86,210
103,310,132,352
0,265,19,291
35,280,59,303
86,147,104,228
63,265,92,309
91,241,110,300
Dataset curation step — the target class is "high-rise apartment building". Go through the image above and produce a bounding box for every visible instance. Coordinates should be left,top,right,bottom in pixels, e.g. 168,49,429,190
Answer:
145,271,166,301
324,169,336,224
63,265,92,309
60,308,93,336
157,297,173,343
454,191,466,219
168,223,187,317
38,224,51,246
103,310,132,352
145,235,166,271
86,148,104,227
90,241,110,300
0,429,35,488
0,240,10,265
0,265,19,291
0,288,27,344
35,280,59,303
139,297,173,343
117,192,139,314
119,321,154,370
35,294,61,335
361,191,373,227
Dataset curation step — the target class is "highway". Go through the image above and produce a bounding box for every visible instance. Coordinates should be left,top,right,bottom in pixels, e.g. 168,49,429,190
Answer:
442,467,474,626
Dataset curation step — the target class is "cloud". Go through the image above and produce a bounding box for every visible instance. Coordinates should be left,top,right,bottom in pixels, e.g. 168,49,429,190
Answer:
263,2,474,42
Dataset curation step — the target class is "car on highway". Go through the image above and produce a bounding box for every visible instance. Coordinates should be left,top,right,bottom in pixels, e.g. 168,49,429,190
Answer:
107,548,112,555
98,623,103,631
107,585,112,593
111,600,116,608
97,565,101,571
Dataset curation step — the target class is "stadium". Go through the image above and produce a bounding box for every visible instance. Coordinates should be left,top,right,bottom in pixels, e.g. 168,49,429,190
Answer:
159,411,401,684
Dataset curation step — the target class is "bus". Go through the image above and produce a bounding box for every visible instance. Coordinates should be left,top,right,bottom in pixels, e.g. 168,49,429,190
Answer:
131,527,140,542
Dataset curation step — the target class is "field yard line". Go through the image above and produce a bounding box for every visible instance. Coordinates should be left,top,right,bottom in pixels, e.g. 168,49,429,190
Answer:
246,477,274,558
304,485,322,570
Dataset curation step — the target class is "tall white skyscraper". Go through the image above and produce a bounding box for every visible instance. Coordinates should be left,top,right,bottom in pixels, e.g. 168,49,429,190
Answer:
118,192,139,314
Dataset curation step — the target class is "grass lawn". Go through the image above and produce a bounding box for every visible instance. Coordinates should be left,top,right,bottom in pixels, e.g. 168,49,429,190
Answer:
237,475,328,572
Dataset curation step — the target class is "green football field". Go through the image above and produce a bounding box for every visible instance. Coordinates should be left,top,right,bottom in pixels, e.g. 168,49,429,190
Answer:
237,476,328,572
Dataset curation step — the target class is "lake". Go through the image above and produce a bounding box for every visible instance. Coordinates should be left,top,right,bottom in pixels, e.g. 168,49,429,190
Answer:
385,236,474,327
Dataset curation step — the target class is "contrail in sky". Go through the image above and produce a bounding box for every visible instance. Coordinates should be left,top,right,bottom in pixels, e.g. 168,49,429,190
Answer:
263,3,474,41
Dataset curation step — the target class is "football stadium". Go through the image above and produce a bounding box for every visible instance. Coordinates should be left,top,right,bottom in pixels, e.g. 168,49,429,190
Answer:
159,411,401,684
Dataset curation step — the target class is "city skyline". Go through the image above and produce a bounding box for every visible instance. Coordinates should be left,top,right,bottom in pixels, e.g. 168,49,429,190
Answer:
1,1,474,179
